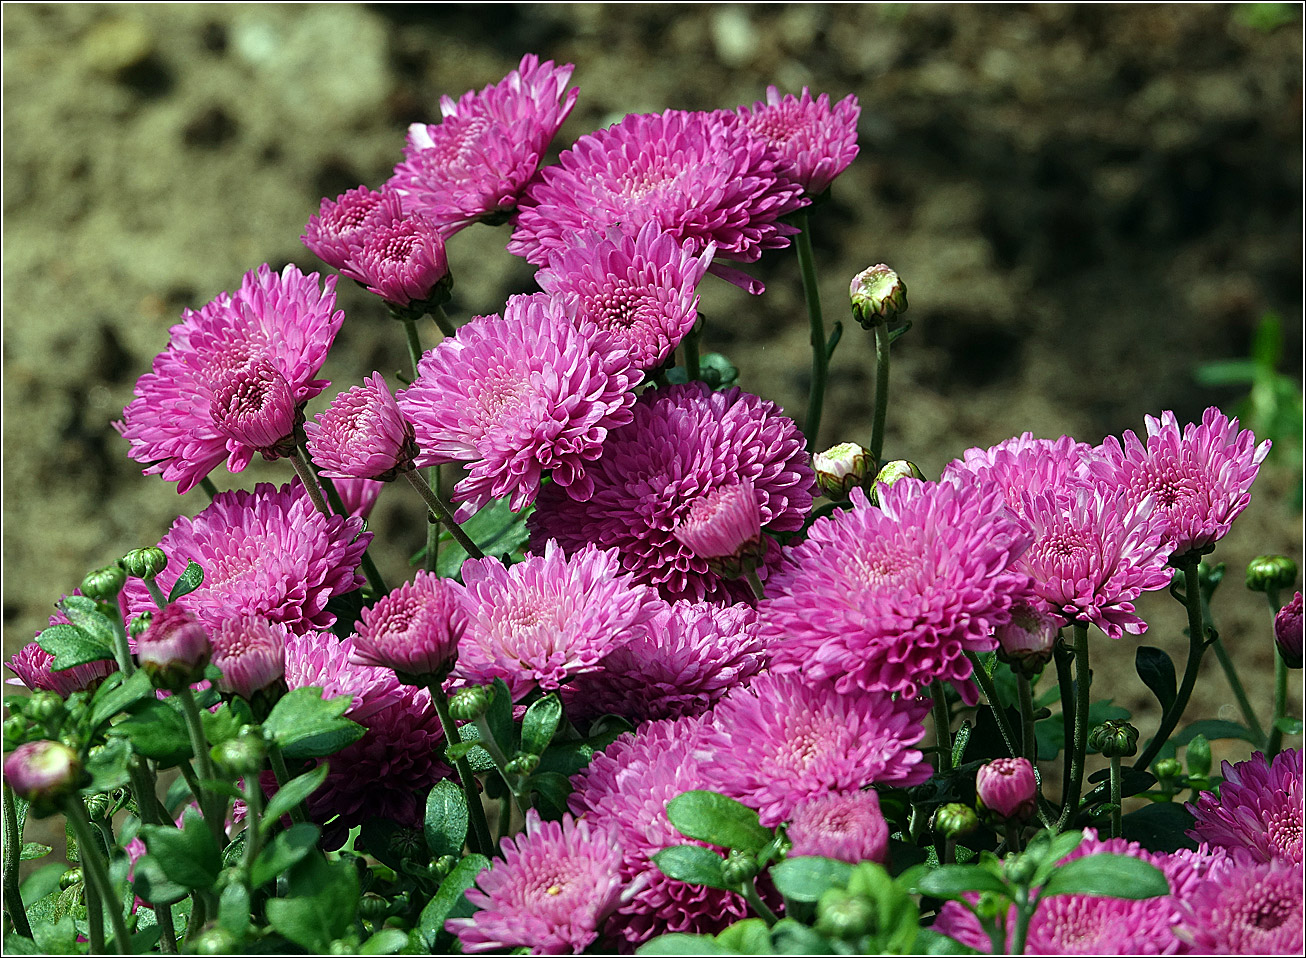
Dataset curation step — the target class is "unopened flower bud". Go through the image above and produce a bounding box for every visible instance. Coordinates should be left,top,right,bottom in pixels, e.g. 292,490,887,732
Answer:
4,740,83,810
976,757,1038,822
505,751,540,777
137,605,211,691
305,372,418,483
867,459,926,507
1246,555,1298,594
121,547,168,581
84,791,113,820
359,894,389,922
974,890,1008,921
1275,592,1302,670
720,850,760,886
27,691,65,724
80,564,127,602
1089,720,1139,758
814,888,875,940
933,802,980,839
1004,852,1038,886
1153,758,1183,781
190,927,239,955
210,731,268,777
449,685,492,723
129,612,153,639
343,213,452,311
850,264,908,331
59,867,83,890
1186,735,1212,779
673,480,766,579
813,442,872,500
429,855,458,881
996,603,1061,677
3,714,31,746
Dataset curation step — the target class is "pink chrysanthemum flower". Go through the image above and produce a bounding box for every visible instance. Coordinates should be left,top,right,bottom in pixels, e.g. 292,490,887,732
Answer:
453,541,661,701
1277,592,1303,668
1089,407,1271,559
1175,857,1304,955
116,264,344,493
535,221,715,371
672,479,763,562
569,714,753,947
208,357,301,460
1187,749,1303,865
398,293,639,521
560,600,766,726
389,54,579,235
6,642,115,698
763,478,1033,698
701,673,931,828
943,432,1099,514
352,570,466,680
786,790,889,865
306,372,418,481
302,185,404,272
529,383,813,603
447,811,629,955
122,483,370,635
509,109,808,292
210,615,287,699
340,213,450,308
731,86,860,195
284,629,402,721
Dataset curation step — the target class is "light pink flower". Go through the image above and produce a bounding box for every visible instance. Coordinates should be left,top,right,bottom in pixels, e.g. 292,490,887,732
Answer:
1187,749,1303,865
6,642,115,698
340,213,449,307
210,615,287,699
301,185,404,272
731,86,860,195
137,604,211,685
672,479,763,561
306,372,418,481
787,790,889,865
352,571,466,680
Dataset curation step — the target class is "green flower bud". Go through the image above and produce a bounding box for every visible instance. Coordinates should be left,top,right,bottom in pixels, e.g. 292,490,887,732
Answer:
504,751,540,776
1004,852,1037,886
814,888,875,940
121,547,169,580
850,264,908,331
3,714,32,746
973,890,1008,922
129,612,153,639
1088,720,1139,758
448,685,492,723
84,791,113,821
867,460,927,507
1186,734,1212,779
813,442,872,500
27,691,65,724
428,854,458,882
80,564,127,602
720,850,759,886
1246,555,1297,594
59,867,83,891
190,927,239,955
1153,758,1183,781
210,731,268,777
358,894,389,921
933,802,980,839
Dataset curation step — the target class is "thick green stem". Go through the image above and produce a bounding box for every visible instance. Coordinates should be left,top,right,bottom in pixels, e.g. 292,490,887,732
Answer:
177,687,226,848
266,743,307,825
240,777,263,878
64,798,131,954
472,716,527,815
795,214,827,449
126,761,177,952
430,305,456,339
290,445,330,517
931,680,953,773
1011,891,1033,956
1109,755,1123,840
1208,634,1266,745
1056,624,1091,831
429,686,494,858
965,652,1021,760
744,569,765,602
742,879,779,927
199,477,219,500
1005,820,1024,855
424,465,442,574
402,469,484,560
108,607,135,677
1017,674,1037,764
497,794,512,844
401,317,425,372
1267,655,1288,758
868,322,892,468
318,473,389,595
145,579,169,611
86,874,106,954
2,783,33,941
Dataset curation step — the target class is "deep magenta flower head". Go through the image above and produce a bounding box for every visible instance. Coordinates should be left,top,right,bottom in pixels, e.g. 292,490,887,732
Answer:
210,615,287,699
787,790,889,865
209,357,301,460
530,382,813,603
301,185,404,271
6,642,115,698
763,478,1034,698
305,372,418,481
398,293,640,521
453,541,661,700
976,757,1038,821
447,810,628,954
121,482,370,635
137,604,211,689
1175,858,1304,955
1089,407,1271,560
1276,592,1303,669
352,570,466,681
535,221,715,371
116,264,344,493
4,740,83,807
340,212,450,308
731,86,860,195
1187,749,1302,865
389,54,579,235
701,673,932,828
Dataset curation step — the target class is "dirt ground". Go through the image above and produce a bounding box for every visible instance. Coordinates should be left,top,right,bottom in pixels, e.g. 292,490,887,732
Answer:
3,4,1302,775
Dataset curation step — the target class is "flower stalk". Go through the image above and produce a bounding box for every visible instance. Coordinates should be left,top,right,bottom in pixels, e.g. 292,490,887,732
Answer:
177,686,226,848
63,796,131,954
402,468,484,561
428,684,494,857
795,213,827,449
2,783,33,941
1056,623,1091,831
868,322,892,469
931,680,953,773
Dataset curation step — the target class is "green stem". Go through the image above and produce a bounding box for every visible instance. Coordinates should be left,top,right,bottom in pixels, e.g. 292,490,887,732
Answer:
1016,673,1037,764
108,606,136,676
497,794,512,844
402,317,425,372
199,477,219,500
2,783,33,941
425,465,441,574
290,445,330,517
1267,655,1288,759
1109,755,1123,840
145,579,169,611
1011,891,1033,956
86,874,106,954
472,716,526,815
744,568,765,601
940,836,955,866
318,473,389,595
1005,819,1024,855
1054,640,1075,813
868,321,892,468
684,320,702,382
402,469,484,560
184,892,207,945
64,797,131,954
931,680,953,773
965,652,1021,760
266,743,307,825
742,879,779,927
430,305,456,339
240,777,263,878
177,687,226,848
1056,623,1091,831
429,686,494,858
126,761,177,952
795,214,827,449
1208,634,1266,745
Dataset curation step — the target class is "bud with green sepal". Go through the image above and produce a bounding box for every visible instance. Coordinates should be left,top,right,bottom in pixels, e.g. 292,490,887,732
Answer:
850,264,908,331
720,849,760,887
1246,554,1297,601
1275,592,1302,669
867,459,926,507
210,728,268,777
815,888,876,940
933,802,980,840
1089,720,1139,758
996,603,1061,677
121,547,168,581
3,740,85,815
449,685,492,723
59,867,83,891
129,611,153,639
80,564,127,603
26,690,65,727
504,751,540,777
813,442,872,500
137,604,211,691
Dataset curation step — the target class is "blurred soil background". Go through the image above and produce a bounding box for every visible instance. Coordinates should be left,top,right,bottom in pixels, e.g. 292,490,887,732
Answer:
3,3,1302,791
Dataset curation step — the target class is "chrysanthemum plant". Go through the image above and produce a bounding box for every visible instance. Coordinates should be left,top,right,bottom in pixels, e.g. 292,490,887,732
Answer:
4,54,1303,956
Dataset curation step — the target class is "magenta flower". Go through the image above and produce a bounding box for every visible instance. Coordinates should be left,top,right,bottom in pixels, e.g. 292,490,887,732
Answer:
701,673,931,827
1187,749,1303,865
329,476,384,519
302,185,404,272
137,604,211,688
447,811,628,954
1175,858,1304,955
116,264,344,493
731,86,860,195
6,642,115,698
121,482,370,635
210,615,287,699
1276,592,1302,669
340,213,450,308
4,741,82,804
389,54,579,235
535,221,715,371
398,293,639,521
1090,407,1271,559
995,601,1062,670
763,478,1034,698
509,109,808,291
787,790,889,865
306,372,418,481
976,757,1038,821
284,629,402,722
352,570,466,680
672,479,763,563
529,383,813,603
453,541,661,701
943,432,1099,514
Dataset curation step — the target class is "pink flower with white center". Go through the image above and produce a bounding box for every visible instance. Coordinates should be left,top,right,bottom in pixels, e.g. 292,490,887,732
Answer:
529,383,813,603
1175,857,1304,955
6,642,115,698
301,185,403,271
976,757,1038,821
509,109,808,292
787,790,889,865
116,264,344,493
1187,749,1303,865
447,811,629,954
209,358,301,461
389,54,579,235
210,615,287,699
121,482,370,635
352,571,466,680
701,673,931,828
1089,407,1271,560
340,213,450,308
672,479,763,562
731,86,860,195
398,293,639,521
535,221,715,371
453,541,661,701
306,372,418,481
763,478,1034,699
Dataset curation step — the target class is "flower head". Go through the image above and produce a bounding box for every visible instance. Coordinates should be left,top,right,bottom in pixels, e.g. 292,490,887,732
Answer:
672,479,763,563
116,264,344,493
529,383,813,603
1187,749,1303,865
1175,858,1304,955
301,185,404,271
4,741,82,806
732,86,860,195
995,601,1062,674
390,54,579,235
787,790,889,865
284,629,402,722
352,571,466,680
976,758,1038,821
306,372,418,481
137,604,211,690
340,213,450,308
210,615,287,699
398,294,639,521
1276,592,1303,669
944,432,1099,513
6,642,115,698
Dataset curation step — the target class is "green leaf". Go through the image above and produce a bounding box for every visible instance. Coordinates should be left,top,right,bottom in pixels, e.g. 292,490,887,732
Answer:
717,918,780,953
266,853,359,953
2,932,43,955
1134,646,1176,714
769,856,854,902
1174,719,1259,746
1029,831,1085,887
58,596,120,648
1120,802,1197,853
1185,734,1213,779
89,669,155,730
217,882,251,938
909,864,1009,899
1274,716,1304,735
484,678,516,755
19,862,65,906
525,771,572,819
433,498,533,577
19,842,52,861
424,780,468,858
28,913,78,955
652,845,730,889
666,790,773,854
520,694,563,755
534,719,633,778
360,928,411,954
35,622,114,670
1040,853,1170,899
139,808,222,889
915,928,982,954
167,561,205,603
108,700,192,765
199,698,256,748
81,735,133,795
637,933,734,955
263,687,366,761
250,823,321,889
132,854,191,906
262,763,329,833
417,854,489,950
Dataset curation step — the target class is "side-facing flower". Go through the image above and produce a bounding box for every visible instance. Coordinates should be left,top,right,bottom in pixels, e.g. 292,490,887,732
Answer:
352,571,466,682
672,479,765,576
137,604,211,690
6,642,115,698
301,185,404,271
1187,749,1303,865
210,615,288,699
1276,592,1303,669
943,432,1098,514
787,790,889,865
306,372,418,481
340,213,450,308
4,741,83,807
995,601,1062,675
1174,857,1304,955
731,86,860,195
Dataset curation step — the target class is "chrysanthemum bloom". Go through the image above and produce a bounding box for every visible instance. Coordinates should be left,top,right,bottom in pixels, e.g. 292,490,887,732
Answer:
1276,592,1303,669
301,185,404,271
786,790,889,865
943,432,1098,515
116,264,344,493
529,383,813,603
207,357,302,461
453,541,660,701
1175,857,1304,955
210,615,287,699
284,629,402,721
306,373,418,481
975,757,1038,821
700,673,931,828
352,571,466,681
398,293,639,521
569,714,753,947
137,604,211,690
389,54,579,235
121,483,370,635
1187,749,1303,865
340,213,451,308
730,86,860,195
672,480,764,574
560,600,766,726
763,478,1033,698
535,221,715,371
509,109,808,292
447,811,629,954
6,642,115,698
1089,407,1271,560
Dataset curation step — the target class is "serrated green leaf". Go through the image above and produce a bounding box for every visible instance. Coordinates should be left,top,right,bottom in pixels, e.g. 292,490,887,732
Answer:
89,669,154,730
769,856,854,902
262,763,329,833
417,854,489,950
1040,852,1170,899
167,562,205,603
19,842,52,861
263,687,365,761
666,790,773,854
484,678,516,755
250,823,320,889
520,694,562,755
652,845,730,889
35,623,114,670
58,597,120,648
424,780,468,858
199,698,255,748
108,700,192,765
